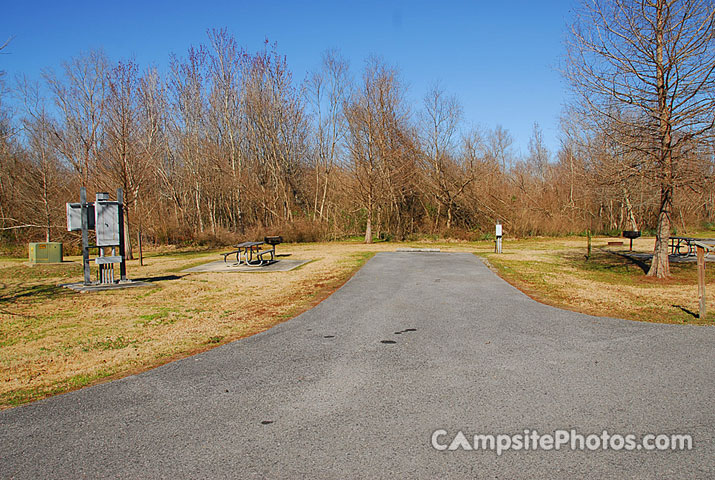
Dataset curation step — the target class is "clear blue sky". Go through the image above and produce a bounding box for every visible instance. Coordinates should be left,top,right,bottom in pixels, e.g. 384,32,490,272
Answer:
1,0,574,156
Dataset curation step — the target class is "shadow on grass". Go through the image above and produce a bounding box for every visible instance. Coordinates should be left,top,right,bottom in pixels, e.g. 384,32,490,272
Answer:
607,251,651,274
560,249,650,275
0,284,70,305
672,304,699,319
132,274,185,283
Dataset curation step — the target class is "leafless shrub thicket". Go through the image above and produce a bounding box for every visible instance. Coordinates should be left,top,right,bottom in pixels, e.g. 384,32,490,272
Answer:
1,18,713,260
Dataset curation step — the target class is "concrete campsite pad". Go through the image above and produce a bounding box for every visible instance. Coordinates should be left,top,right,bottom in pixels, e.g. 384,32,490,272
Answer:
182,259,310,273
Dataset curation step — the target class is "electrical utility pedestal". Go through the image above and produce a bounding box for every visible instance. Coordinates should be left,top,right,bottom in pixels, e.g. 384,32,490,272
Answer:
63,187,149,292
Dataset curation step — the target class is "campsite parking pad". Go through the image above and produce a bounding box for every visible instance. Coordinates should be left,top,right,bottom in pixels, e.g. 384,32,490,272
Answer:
1,252,713,478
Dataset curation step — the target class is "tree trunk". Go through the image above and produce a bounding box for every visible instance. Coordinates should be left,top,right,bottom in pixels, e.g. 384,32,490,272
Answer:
648,2,672,279
364,206,373,244
313,166,320,220
236,188,244,234
124,206,134,260
195,182,204,233
433,203,441,234
319,172,329,220
623,187,638,231
648,184,672,278
124,204,134,260
44,197,51,242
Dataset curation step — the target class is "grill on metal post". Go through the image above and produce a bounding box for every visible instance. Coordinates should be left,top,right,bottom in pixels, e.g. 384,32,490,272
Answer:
622,231,641,251
264,236,283,254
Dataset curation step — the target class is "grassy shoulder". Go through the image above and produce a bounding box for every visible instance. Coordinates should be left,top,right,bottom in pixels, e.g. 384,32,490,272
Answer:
0,243,392,409
2,235,713,409
1,239,483,409
479,235,715,325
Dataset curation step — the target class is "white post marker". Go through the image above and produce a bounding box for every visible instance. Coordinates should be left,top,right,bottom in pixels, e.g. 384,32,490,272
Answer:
495,223,503,254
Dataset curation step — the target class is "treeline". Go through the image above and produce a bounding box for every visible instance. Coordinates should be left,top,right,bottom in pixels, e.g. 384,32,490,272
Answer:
1,29,713,255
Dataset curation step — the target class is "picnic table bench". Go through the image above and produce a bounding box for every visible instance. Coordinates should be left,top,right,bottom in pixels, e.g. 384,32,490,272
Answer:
222,236,282,267
669,236,715,256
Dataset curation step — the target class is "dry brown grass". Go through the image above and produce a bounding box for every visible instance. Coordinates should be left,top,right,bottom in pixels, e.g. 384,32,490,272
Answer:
3,235,712,409
0,240,480,408
482,235,715,326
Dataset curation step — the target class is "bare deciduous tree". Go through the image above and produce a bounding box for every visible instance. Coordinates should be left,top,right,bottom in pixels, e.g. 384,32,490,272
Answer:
566,0,715,277
307,49,350,222
420,83,472,229
207,28,246,232
44,50,108,186
345,57,411,243
102,59,154,259
17,77,63,241
168,45,208,233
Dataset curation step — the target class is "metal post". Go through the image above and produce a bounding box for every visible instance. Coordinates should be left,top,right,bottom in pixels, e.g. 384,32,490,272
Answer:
80,187,91,285
117,188,128,282
697,245,706,319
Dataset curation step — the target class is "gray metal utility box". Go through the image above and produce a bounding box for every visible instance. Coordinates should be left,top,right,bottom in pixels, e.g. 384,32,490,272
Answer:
95,201,121,246
66,203,95,231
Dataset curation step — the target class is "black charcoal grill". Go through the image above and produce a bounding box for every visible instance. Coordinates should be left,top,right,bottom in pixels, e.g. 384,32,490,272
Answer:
264,236,283,251
622,230,641,251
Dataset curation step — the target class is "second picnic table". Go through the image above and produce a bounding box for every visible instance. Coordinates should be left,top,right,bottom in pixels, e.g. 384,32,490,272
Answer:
669,237,715,256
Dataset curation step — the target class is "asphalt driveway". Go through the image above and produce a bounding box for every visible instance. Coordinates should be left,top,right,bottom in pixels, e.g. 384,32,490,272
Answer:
1,252,713,478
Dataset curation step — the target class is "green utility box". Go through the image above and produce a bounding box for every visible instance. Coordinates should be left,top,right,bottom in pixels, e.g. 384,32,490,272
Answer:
28,242,63,264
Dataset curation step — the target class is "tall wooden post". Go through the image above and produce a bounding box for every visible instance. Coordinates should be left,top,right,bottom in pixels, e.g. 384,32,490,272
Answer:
697,244,706,319
138,229,144,266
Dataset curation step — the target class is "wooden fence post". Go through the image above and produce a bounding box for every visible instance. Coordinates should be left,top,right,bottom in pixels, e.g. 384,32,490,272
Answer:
697,244,706,319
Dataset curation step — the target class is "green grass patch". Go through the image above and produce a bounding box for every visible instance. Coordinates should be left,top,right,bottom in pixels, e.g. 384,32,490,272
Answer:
340,251,375,268
134,287,161,299
135,307,183,327
0,369,115,408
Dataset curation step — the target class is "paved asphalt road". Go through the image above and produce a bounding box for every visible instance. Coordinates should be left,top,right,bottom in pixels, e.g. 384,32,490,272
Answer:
1,252,714,479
